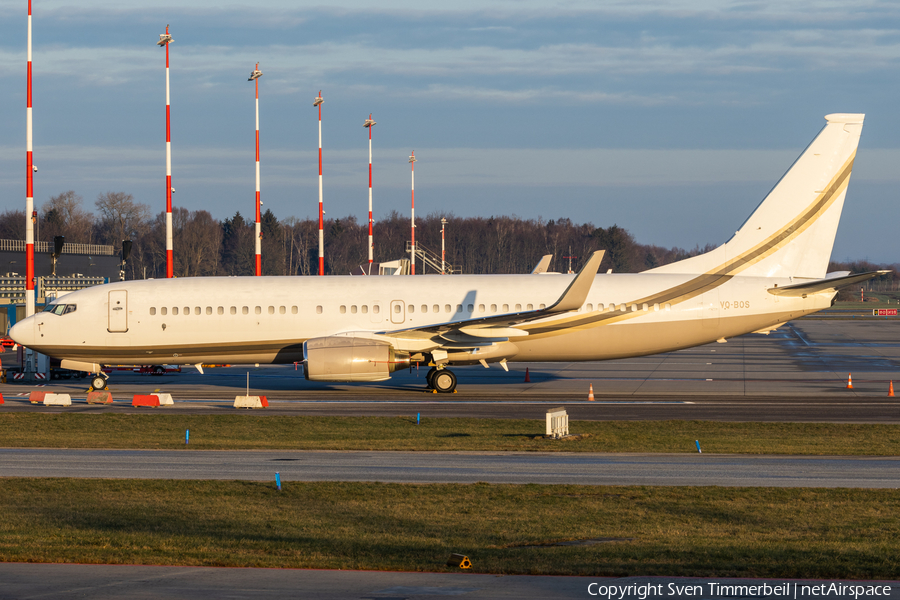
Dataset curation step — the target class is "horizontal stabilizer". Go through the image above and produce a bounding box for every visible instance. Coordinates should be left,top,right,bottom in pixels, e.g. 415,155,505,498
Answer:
768,271,889,297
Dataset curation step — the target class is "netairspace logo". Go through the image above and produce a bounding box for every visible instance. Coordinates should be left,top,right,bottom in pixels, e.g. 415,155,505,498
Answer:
586,582,895,599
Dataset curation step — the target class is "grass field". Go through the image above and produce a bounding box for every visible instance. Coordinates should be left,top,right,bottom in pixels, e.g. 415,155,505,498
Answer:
1,479,898,578
2,414,900,454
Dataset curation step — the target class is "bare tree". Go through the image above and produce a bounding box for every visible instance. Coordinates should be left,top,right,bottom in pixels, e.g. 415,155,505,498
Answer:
95,191,151,249
41,190,95,244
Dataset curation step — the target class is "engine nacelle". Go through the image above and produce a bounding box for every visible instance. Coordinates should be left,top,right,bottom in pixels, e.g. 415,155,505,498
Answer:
303,336,409,382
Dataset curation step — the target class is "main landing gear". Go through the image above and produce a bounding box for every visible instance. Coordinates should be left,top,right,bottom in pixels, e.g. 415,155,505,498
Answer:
89,371,109,392
425,367,457,393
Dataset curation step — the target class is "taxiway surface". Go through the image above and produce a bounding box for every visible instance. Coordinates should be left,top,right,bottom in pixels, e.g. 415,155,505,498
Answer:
2,448,898,488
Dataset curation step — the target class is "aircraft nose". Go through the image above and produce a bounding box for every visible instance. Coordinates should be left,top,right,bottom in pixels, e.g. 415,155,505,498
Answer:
9,318,34,347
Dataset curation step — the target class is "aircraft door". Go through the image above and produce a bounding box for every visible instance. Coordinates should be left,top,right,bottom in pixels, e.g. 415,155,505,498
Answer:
108,290,128,333
390,300,405,324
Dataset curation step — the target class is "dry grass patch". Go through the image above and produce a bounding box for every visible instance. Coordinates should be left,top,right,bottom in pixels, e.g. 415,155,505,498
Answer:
1,414,899,455
0,479,897,578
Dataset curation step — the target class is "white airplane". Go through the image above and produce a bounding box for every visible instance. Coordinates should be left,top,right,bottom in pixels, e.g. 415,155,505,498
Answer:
11,113,885,393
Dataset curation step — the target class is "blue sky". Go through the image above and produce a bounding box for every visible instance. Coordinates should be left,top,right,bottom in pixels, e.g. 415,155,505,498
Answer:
1,0,898,262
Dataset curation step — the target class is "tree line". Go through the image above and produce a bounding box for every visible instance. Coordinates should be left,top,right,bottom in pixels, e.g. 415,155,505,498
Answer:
0,190,896,285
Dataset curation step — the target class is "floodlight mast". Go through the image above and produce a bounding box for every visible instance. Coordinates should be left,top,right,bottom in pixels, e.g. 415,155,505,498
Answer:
157,24,174,278
314,91,324,275
249,64,263,276
364,114,376,265
25,0,34,318
409,151,417,275
441,218,447,275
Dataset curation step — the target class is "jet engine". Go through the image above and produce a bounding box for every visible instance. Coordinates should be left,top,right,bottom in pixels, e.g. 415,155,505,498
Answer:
303,336,409,382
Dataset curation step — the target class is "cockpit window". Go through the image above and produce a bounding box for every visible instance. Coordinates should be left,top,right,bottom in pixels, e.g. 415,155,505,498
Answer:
42,304,76,316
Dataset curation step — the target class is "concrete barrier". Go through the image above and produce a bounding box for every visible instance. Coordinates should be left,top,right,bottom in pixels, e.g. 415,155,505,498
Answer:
43,393,72,406
132,395,160,407
86,390,113,404
28,391,46,404
233,395,269,409
153,393,174,406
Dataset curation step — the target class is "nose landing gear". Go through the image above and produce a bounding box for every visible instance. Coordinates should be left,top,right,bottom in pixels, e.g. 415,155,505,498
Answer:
89,371,109,391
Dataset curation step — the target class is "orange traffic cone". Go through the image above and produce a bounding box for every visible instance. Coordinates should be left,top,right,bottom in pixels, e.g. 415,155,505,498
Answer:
588,384,595,401
889,380,895,397
846,373,853,389
524,368,530,383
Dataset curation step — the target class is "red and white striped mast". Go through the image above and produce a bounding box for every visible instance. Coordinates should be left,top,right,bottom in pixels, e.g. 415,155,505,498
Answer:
25,0,35,317
314,91,324,275
408,150,417,275
249,64,263,276
157,25,174,278
363,114,376,266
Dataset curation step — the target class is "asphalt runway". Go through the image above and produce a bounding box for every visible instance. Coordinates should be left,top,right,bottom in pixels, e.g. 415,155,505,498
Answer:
2,319,899,422
3,448,899,488
3,565,896,600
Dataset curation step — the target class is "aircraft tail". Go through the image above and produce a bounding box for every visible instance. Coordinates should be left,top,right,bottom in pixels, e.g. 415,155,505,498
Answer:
648,113,864,279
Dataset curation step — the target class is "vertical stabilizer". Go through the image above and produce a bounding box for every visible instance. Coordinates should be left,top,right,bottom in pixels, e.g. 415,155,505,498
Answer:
648,114,864,279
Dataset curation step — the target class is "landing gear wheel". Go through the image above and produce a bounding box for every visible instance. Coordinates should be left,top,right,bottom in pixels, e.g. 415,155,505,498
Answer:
425,367,438,389
90,373,108,391
432,369,457,394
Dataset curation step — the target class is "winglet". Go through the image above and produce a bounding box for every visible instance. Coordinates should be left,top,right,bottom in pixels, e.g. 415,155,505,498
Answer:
546,250,604,313
531,255,553,274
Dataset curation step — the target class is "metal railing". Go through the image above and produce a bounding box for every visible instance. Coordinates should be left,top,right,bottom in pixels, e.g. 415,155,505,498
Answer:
0,275,107,304
405,241,461,274
0,239,116,256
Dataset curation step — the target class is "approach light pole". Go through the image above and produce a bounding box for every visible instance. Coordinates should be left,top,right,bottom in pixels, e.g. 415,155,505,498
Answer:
25,0,35,318
441,218,447,275
249,64,263,276
364,114,376,267
157,25,174,278
409,151,417,275
314,91,324,275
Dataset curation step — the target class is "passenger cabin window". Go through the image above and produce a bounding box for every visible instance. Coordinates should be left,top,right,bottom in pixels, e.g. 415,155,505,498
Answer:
316,306,323,314
408,305,415,313
527,304,533,310
206,307,212,315
149,307,156,315
255,306,261,315
231,307,237,315
173,307,179,315
478,304,485,313
421,305,428,313
340,306,347,314
268,306,275,315
515,304,522,311
183,307,189,315
445,304,451,313
194,307,201,315
490,304,497,312
361,305,368,314
350,305,357,314
502,304,509,312
280,306,286,314
292,306,299,314
373,305,380,314
242,306,249,315
218,307,224,315
161,307,168,315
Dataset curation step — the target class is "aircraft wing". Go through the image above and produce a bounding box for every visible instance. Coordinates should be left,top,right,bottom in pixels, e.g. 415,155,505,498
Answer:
767,270,890,297
381,250,605,343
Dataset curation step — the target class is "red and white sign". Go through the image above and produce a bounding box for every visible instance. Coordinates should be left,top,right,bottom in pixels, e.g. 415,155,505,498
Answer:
873,309,898,316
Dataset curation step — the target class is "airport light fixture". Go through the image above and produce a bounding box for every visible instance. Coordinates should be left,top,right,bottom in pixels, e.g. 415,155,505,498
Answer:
314,91,324,275
157,24,174,278
409,150,417,275
25,0,35,317
441,218,447,275
364,114,376,265
249,63,263,276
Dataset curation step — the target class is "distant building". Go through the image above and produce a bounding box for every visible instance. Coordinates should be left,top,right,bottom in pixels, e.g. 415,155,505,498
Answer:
0,239,119,333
